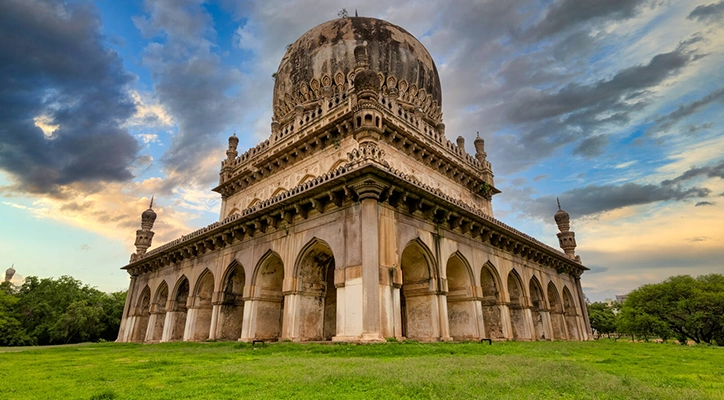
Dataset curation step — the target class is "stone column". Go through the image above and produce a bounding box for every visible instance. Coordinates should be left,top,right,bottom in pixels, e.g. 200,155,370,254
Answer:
238,289,256,342
144,309,158,342
575,276,591,340
117,275,137,342
354,178,385,342
208,303,222,340
183,308,198,341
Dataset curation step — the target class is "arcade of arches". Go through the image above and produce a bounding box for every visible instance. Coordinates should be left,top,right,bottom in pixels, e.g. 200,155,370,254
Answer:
120,237,587,343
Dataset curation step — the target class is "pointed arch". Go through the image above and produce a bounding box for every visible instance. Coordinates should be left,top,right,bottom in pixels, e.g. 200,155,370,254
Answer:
445,252,477,340
190,268,215,341
529,276,548,340
248,198,260,208
480,262,504,339
227,208,240,218
294,237,337,341
250,250,285,340
169,275,189,341
547,281,566,340
270,187,287,198
217,260,246,341
562,286,580,340
151,281,169,342
132,285,152,342
298,174,316,185
328,159,347,172
507,270,530,340
153,280,169,309
400,238,438,340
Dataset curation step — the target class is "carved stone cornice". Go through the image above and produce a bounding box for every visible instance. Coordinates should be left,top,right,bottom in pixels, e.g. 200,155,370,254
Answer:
128,152,587,281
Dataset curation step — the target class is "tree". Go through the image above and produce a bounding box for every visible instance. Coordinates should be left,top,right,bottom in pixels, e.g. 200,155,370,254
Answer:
587,302,618,339
0,275,127,346
619,274,724,345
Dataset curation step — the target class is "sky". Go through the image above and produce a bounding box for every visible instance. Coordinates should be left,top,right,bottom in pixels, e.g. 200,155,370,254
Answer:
0,0,722,301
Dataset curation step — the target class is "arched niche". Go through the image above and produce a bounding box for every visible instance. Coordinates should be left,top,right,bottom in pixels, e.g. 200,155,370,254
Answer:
507,270,530,340
169,276,189,341
400,239,438,340
294,238,337,341
217,260,246,341
562,286,580,340
529,277,548,340
547,281,566,340
298,174,316,185
445,252,477,340
132,286,151,342
480,263,504,339
190,269,215,341
151,281,169,342
250,250,285,340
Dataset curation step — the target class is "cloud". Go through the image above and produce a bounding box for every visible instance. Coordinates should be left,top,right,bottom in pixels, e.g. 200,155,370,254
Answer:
133,0,248,193
688,1,724,24
573,135,608,158
661,159,724,185
695,201,715,207
647,88,724,136
527,0,652,39
0,0,139,197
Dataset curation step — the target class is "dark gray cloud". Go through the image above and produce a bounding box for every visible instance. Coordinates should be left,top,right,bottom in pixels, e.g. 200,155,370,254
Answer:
688,1,724,24
695,201,715,207
661,159,724,185
527,0,651,39
0,0,139,196
573,135,608,158
514,182,710,219
134,0,245,192
647,88,724,135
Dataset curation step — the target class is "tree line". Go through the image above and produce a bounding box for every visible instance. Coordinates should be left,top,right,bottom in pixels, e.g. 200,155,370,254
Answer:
0,276,126,346
588,274,724,345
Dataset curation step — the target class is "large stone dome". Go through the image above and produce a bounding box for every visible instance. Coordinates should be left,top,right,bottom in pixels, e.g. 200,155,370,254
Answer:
272,17,442,120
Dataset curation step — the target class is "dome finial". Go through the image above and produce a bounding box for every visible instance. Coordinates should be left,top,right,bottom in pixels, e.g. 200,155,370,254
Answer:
149,195,154,209
557,197,561,211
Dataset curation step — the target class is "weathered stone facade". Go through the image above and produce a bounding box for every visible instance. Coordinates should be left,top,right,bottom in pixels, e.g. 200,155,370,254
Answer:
117,17,591,343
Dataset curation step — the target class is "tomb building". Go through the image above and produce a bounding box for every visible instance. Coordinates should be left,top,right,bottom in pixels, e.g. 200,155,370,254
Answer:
117,17,591,343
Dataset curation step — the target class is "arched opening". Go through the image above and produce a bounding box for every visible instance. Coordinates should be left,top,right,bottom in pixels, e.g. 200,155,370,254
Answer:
170,276,189,341
507,271,530,340
191,269,214,341
132,286,151,342
251,251,284,340
295,239,336,341
547,282,566,340
562,286,580,340
151,282,168,342
529,277,547,340
217,261,246,340
445,253,477,340
400,240,437,340
480,263,504,339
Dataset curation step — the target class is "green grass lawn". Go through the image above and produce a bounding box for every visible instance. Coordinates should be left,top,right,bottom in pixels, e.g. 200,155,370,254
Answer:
0,340,722,399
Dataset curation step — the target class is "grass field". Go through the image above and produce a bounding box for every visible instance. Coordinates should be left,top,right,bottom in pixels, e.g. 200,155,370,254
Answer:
0,340,722,399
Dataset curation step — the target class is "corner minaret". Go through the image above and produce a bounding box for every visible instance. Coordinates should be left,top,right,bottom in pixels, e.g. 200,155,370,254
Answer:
554,198,579,261
474,132,486,163
131,198,157,262
5,264,15,282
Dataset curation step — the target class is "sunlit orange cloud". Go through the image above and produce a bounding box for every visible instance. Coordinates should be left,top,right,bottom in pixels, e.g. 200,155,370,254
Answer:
26,179,198,250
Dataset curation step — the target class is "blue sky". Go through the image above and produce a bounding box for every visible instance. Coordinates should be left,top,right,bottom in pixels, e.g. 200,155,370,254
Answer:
1,0,723,300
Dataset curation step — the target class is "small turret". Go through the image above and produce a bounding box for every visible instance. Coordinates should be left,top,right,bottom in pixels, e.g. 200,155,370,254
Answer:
226,133,239,161
353,44,380,100
131,198,157,262
456,136,465,151
554,198,578,260
474,131,486,163
5,264,15,282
